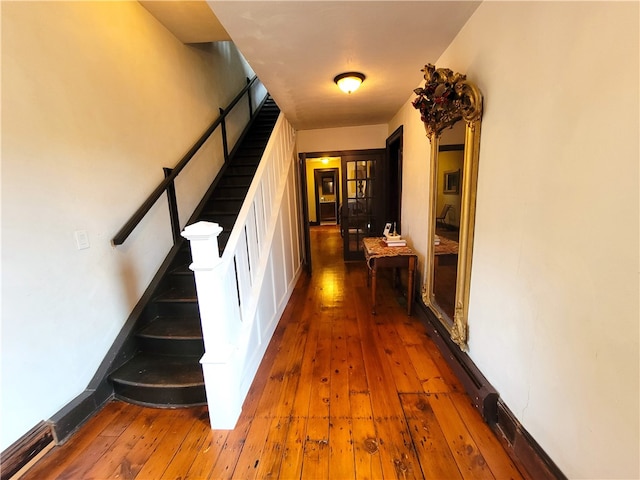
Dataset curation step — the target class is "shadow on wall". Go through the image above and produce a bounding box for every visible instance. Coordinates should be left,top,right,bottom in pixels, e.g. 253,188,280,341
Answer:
118,254,141,314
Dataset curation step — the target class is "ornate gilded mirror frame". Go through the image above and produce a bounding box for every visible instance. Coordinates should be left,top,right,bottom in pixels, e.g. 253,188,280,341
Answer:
413,64,483,350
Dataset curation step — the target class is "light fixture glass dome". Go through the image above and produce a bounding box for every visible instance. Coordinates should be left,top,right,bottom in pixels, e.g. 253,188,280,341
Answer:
334,72,366,94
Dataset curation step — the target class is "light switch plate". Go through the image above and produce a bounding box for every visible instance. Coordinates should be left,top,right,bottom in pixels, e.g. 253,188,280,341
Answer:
75,230,90,250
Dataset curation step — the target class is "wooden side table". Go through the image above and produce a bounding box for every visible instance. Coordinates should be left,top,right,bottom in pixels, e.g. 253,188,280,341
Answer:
362,237,418,315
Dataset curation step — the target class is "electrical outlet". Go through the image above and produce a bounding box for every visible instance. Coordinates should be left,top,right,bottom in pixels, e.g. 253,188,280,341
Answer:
75,230,90,250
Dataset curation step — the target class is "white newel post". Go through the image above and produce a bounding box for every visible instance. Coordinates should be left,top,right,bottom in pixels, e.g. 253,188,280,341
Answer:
181,221,242,429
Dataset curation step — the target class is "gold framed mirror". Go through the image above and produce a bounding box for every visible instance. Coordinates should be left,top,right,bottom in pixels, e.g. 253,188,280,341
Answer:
413,64,483,350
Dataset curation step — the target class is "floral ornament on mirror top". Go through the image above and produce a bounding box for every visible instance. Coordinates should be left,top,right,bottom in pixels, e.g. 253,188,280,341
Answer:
412,63,468,137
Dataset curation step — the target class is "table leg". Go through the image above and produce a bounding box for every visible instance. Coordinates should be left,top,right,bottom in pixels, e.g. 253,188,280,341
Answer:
407,256,416,316
371,264,377,315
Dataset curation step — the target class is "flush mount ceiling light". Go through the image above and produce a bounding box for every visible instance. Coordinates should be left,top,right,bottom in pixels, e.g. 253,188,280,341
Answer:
334,72,366,94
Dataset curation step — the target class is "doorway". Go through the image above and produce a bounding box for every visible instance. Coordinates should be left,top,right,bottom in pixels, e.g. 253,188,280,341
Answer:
385,126,403,234
298,148,388,266
314,168,339,225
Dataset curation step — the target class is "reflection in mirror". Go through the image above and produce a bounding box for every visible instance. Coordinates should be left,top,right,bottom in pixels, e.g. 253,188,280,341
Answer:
413,64,483,350
433,124,465,321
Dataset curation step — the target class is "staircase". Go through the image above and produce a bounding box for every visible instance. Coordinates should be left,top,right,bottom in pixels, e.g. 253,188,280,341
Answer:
109,97,280,407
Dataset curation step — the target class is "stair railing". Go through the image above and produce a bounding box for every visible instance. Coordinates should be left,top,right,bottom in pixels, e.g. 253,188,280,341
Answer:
182,112,301,429
112,76,261,246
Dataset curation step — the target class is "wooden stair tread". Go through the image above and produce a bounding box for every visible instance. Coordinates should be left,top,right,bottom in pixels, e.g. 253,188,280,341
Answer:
138,316,202,340
225,166,259,176
110,354,203,388
168,263,192,275
154,285,197,303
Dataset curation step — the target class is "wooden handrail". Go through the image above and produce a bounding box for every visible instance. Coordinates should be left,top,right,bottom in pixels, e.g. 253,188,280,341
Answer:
112,76,259,246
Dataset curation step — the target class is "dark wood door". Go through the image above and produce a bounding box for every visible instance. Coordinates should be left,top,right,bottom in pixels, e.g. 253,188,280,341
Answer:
385,126,403,234
298,153,312,275
341,150,385,260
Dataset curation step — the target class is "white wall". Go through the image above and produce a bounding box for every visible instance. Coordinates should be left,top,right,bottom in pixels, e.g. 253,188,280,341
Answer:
1,1,255,450
390,2,639,478
297,124,388,152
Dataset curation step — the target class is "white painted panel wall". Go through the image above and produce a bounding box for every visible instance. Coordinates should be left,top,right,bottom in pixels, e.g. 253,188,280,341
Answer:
1,1,256,450
186,114,302,428
271,217,287,308
389,2,639,478
238,151,303,408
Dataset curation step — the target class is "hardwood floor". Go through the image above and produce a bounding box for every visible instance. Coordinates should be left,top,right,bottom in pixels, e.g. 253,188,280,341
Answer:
21,226,525,480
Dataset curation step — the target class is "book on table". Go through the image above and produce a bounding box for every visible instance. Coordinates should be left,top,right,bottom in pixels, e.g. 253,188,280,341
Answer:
385,241,407,246
384,233,406,247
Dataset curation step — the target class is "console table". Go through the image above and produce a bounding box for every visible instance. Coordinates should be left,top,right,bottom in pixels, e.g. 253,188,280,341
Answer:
362,237,418,315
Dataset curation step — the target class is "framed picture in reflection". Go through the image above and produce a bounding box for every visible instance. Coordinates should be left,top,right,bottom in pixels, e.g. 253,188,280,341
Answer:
443,169,460,194
322,177,334,195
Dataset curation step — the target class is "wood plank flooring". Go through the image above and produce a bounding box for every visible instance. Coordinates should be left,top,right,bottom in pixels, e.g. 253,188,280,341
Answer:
21,226,525,480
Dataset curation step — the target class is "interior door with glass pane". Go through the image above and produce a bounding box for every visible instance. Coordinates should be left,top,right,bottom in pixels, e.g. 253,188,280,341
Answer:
341,151,384,260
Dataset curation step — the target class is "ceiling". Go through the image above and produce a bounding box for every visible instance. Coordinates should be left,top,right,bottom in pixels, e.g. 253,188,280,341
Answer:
144,1,481,131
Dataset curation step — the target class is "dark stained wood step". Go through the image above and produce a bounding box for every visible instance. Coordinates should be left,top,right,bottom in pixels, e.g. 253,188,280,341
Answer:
196,212,237,232
111,354,203,388
212,184,250,198
225,164,260,176
110,353,206,407
218,174,254,187
200,207,243,219
238,149,266,158
137,316,204,357
157,267,196,291
153,284,197,303
138,316,202,341
203,198,244,212
168,262,192,276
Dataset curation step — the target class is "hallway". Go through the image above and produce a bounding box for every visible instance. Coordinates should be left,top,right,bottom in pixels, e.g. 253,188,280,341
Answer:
21,226,525,479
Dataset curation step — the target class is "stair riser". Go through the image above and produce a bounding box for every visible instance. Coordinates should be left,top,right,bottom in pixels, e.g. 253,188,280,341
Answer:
250,127,275,134
207,189,247,201
236,146,266,156
254,116,278,122
202,200,244,214
238,139,269,148
113,384,206,408
210,186,250,199
145,302,200,320
154,297,198,307
242,135,270,144
224,165,259,176
169,252,195,269
167,263,192,276
237,144,268,152
219,176,253,187
199,214,236,224
138,337,204,357
230,156,261,166
156,274,196,294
